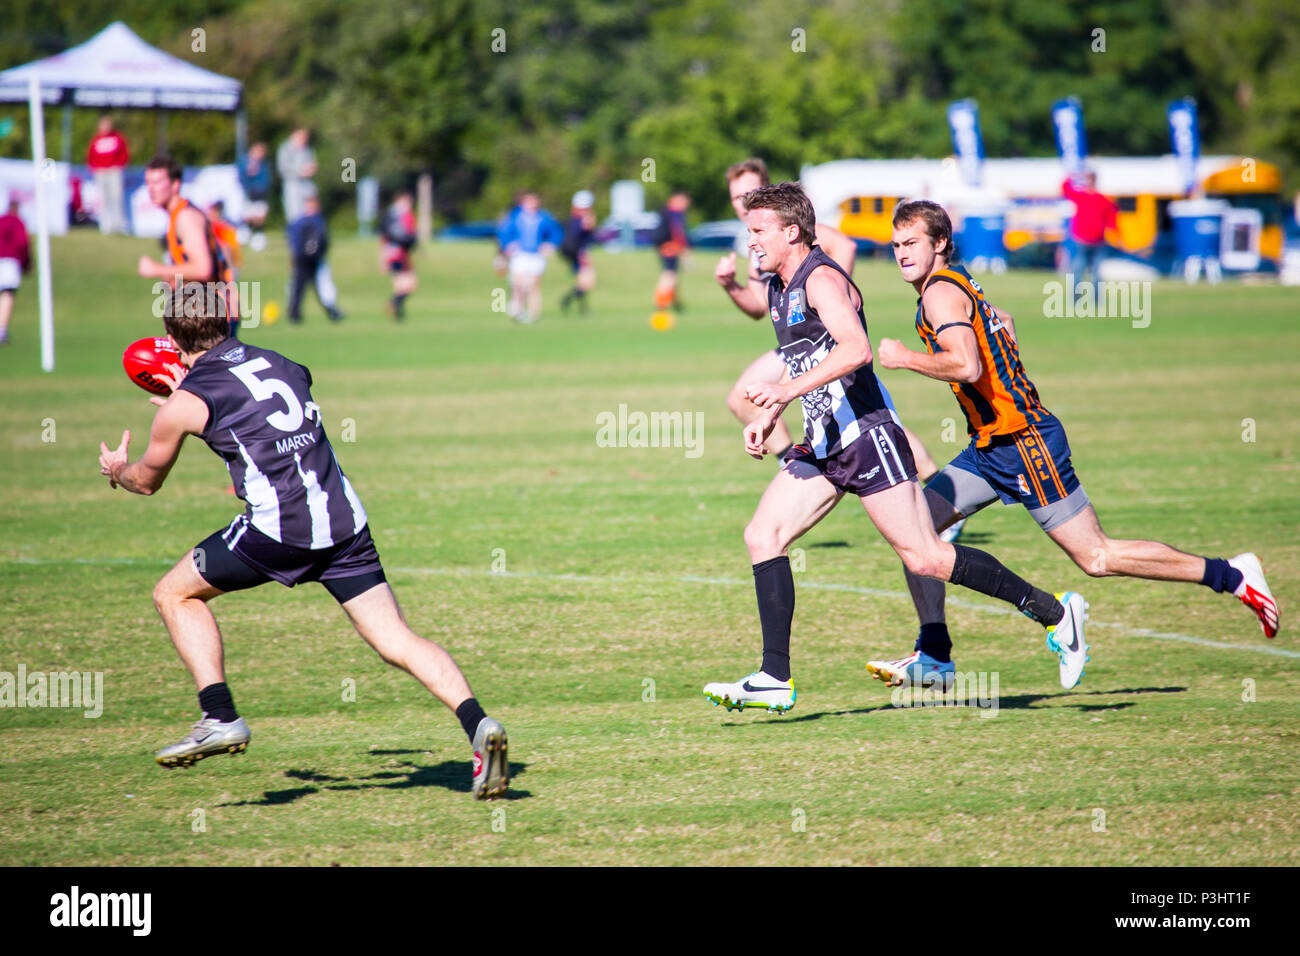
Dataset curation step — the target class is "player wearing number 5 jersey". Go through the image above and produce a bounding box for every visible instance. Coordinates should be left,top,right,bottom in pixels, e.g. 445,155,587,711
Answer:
869,200,1278,692
97,307,508,798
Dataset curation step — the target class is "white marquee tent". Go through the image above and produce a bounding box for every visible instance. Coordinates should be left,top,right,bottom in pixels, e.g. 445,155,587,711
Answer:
0,21,244,371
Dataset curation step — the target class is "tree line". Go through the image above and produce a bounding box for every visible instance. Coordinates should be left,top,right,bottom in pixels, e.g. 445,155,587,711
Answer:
3,0,1296,223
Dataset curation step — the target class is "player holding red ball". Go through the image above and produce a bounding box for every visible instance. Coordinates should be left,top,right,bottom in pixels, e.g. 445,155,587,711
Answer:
99,306,509,798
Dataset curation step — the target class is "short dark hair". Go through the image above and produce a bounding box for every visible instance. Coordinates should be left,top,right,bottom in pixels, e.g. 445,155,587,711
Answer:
892,199,957,261
726,158,770,186
162,287,232,353
146,155,183,183
743,182,816,246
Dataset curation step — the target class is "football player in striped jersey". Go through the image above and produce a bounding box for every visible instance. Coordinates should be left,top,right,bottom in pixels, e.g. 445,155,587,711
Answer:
98,304,508,798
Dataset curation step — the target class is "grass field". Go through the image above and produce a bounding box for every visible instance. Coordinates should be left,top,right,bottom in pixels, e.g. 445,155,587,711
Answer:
1,230,1297,866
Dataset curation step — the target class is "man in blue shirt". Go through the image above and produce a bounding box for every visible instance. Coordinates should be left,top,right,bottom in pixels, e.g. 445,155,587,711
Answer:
497,191,563,324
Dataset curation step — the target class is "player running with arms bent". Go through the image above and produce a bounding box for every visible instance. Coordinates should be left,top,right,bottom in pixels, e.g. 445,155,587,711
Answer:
714,159,960,539
868,199,1277,691
97,307,508,798
702,184,1085,714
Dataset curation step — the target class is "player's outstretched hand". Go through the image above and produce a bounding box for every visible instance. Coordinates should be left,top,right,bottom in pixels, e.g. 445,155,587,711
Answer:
877,338,908,369
99,430,130,489
137,256,157,279
715,252,738,289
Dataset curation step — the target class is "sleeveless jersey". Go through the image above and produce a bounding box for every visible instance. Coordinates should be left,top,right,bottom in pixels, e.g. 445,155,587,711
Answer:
768,246,891,458
915,264,1048,447
167,198,239,319
178,340,368,549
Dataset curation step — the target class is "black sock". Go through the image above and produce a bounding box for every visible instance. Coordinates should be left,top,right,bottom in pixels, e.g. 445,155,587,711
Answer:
1201,557,1243,594
392,293,407,317
456,698,488,744
753,556,795,681
914,622,952,663
197,682,238,723
949,544,1064,627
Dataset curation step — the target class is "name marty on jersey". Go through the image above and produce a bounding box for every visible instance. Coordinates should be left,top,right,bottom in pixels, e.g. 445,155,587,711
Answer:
782,333,835,421
275,431,319,455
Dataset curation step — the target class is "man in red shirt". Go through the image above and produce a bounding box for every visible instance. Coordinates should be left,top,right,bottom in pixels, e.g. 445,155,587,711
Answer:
87,115,130,235
1062,170,1117,300
0,198,30,345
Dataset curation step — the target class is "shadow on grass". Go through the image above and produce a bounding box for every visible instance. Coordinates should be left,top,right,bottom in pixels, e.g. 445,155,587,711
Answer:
733,685,1187,725
220,755,531,806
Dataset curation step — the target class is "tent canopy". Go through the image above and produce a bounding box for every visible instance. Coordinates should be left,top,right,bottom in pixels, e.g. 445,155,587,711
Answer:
0,21,241,111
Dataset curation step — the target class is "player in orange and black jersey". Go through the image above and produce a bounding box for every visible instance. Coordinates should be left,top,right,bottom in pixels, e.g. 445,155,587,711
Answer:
137,155,239,339
868,199,1277,691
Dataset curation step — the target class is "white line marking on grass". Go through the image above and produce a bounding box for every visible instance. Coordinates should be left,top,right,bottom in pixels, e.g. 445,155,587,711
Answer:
8,557,1295,659
402,566,1300,660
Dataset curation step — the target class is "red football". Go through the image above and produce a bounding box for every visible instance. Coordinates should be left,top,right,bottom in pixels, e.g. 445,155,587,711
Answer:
122,336,183,396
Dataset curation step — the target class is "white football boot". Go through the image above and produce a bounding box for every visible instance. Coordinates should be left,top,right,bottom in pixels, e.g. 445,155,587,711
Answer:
1228,553,1278,638
155,716,250,768
703,671,795,713
866,650,956,690
1044,591,1090,689
471,717,509,800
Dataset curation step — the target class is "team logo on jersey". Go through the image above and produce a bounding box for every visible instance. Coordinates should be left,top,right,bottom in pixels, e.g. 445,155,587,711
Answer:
219,345,246,363
787,289,806,326
1017,474,1031,497
784,335,832,420
770,305,781,324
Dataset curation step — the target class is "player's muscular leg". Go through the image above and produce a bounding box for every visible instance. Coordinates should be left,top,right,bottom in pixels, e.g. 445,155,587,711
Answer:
341,582,475,711
902,485,967,623
743,459,842,563
153,552,227,690
1047,504,1207,582
861,480,955,580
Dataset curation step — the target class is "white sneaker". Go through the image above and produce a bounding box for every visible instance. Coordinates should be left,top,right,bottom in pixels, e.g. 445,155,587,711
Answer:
866,650,955,690
155,716,250,768
703,671,795,713
1044,591,1089,689
1228,553,1278,638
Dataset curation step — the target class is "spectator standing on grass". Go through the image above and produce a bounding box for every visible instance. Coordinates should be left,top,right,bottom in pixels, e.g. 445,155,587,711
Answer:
1062,169,1117,300
0,199,30,346
87,115,130,235
237,141,271,249
497,191,563,324
277,128,317,225
288,191,343,323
